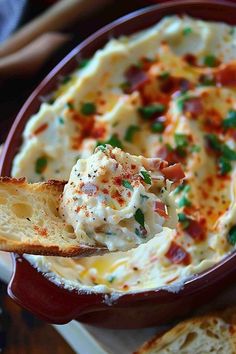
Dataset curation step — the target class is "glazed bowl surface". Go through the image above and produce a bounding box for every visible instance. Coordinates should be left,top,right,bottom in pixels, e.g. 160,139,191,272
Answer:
1,0,236,328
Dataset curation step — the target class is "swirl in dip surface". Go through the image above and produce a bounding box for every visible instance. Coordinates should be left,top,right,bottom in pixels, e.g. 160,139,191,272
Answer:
13,16,236,293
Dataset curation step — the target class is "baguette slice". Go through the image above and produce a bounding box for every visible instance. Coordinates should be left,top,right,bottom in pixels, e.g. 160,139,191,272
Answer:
134,313,236,354
0,177,106,257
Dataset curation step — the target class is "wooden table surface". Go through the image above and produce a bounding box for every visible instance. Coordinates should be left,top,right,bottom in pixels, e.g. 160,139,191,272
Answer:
0,1,150,353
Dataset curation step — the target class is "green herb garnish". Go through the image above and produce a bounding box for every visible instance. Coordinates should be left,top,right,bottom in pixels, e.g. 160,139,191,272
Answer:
66,101,74,110
218,156,232,175
175,93,190,112
138,104,165,119
203,55,218,67
58,117,64,124
190,145,201,153
140,194,149,202
178,195,192,208
97,134,123,149
174,133,189,148
107,275,116,283
159,71,170,80
35,156,48,174
183,27,192,36
178,213,190,229
228,225,236,245
151,121,165,133
140,170,152,184
223,110,236,129
81,102,96,115
78,58,90,69
122,180,133,191
124,125,140,142
134,208,145,227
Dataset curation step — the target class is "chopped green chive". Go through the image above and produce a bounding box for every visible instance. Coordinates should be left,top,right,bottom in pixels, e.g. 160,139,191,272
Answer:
124,125,140,142
174,184,190,195
140,170,152,185
183,27,192,36
78,58,90,69
228,225,236,245
190,145,201,153
61,75,71,84
178,195,192,208
134,208,145,227
174,133,189,148
205,134,221,151
223,110,236,129
138,104,165,119
176,94,190,112
151,121,165,133
35,156,48,174
221,144,236,161
203,55,218,67
218,157,232,175
97,134,123,149
66,102,74,110
80,102,96,115
96,145,106,152
178,213,190,229
122,180,133,191
140,194,149,202
107,275,116,283
58,117,64,124
159,71,170,80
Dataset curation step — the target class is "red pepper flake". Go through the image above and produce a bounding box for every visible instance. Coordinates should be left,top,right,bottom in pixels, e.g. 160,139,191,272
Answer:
154,201,168,219
111,190,125,206
102,188,109,195
33,123,48,135
165,241,191,265
34,225,48,237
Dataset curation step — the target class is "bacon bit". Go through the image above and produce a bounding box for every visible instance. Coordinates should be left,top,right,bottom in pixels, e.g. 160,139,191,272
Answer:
131,164,136,170
161,163,185,181
216,63,236,87
82,183,98,196
183,97,203,117
124,65,149,93
165,241,191,265
183,53,197,66
34,225,48,237
154,201,168,219
33,123,48,135
204,109,222,132
156,146,183,165
185,218,206,242
123,284,129,290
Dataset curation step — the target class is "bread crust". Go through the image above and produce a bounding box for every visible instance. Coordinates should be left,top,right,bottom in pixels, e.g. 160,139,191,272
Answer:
0,177,106,257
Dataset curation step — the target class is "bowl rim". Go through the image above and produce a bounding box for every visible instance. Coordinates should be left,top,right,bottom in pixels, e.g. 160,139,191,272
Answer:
1,0,236,302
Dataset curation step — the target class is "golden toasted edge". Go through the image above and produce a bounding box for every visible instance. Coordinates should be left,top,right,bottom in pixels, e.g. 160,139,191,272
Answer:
0,177,107,257
133,310,236,354
0,236,107,257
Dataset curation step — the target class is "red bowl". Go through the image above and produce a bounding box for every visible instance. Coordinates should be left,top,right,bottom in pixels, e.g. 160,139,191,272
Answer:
1,0,236,329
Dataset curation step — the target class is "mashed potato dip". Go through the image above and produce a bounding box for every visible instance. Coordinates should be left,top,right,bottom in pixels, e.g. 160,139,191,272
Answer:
13,16,236,293
60,145,181,251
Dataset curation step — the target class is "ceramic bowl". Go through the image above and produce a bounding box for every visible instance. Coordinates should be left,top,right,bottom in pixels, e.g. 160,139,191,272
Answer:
1,0,236,328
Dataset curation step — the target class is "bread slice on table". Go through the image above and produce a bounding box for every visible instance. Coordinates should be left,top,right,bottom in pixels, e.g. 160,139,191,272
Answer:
0,177,105,257
134,310,236,354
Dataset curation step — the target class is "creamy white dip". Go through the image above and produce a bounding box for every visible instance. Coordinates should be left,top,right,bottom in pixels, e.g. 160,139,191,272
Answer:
13,15,236,294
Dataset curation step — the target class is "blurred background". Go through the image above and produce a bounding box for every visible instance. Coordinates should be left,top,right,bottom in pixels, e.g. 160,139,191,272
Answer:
0,1,154,353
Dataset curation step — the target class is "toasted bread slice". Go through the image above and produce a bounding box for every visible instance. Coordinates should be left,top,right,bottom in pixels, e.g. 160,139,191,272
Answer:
0,177,106,257
134,313,236,354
